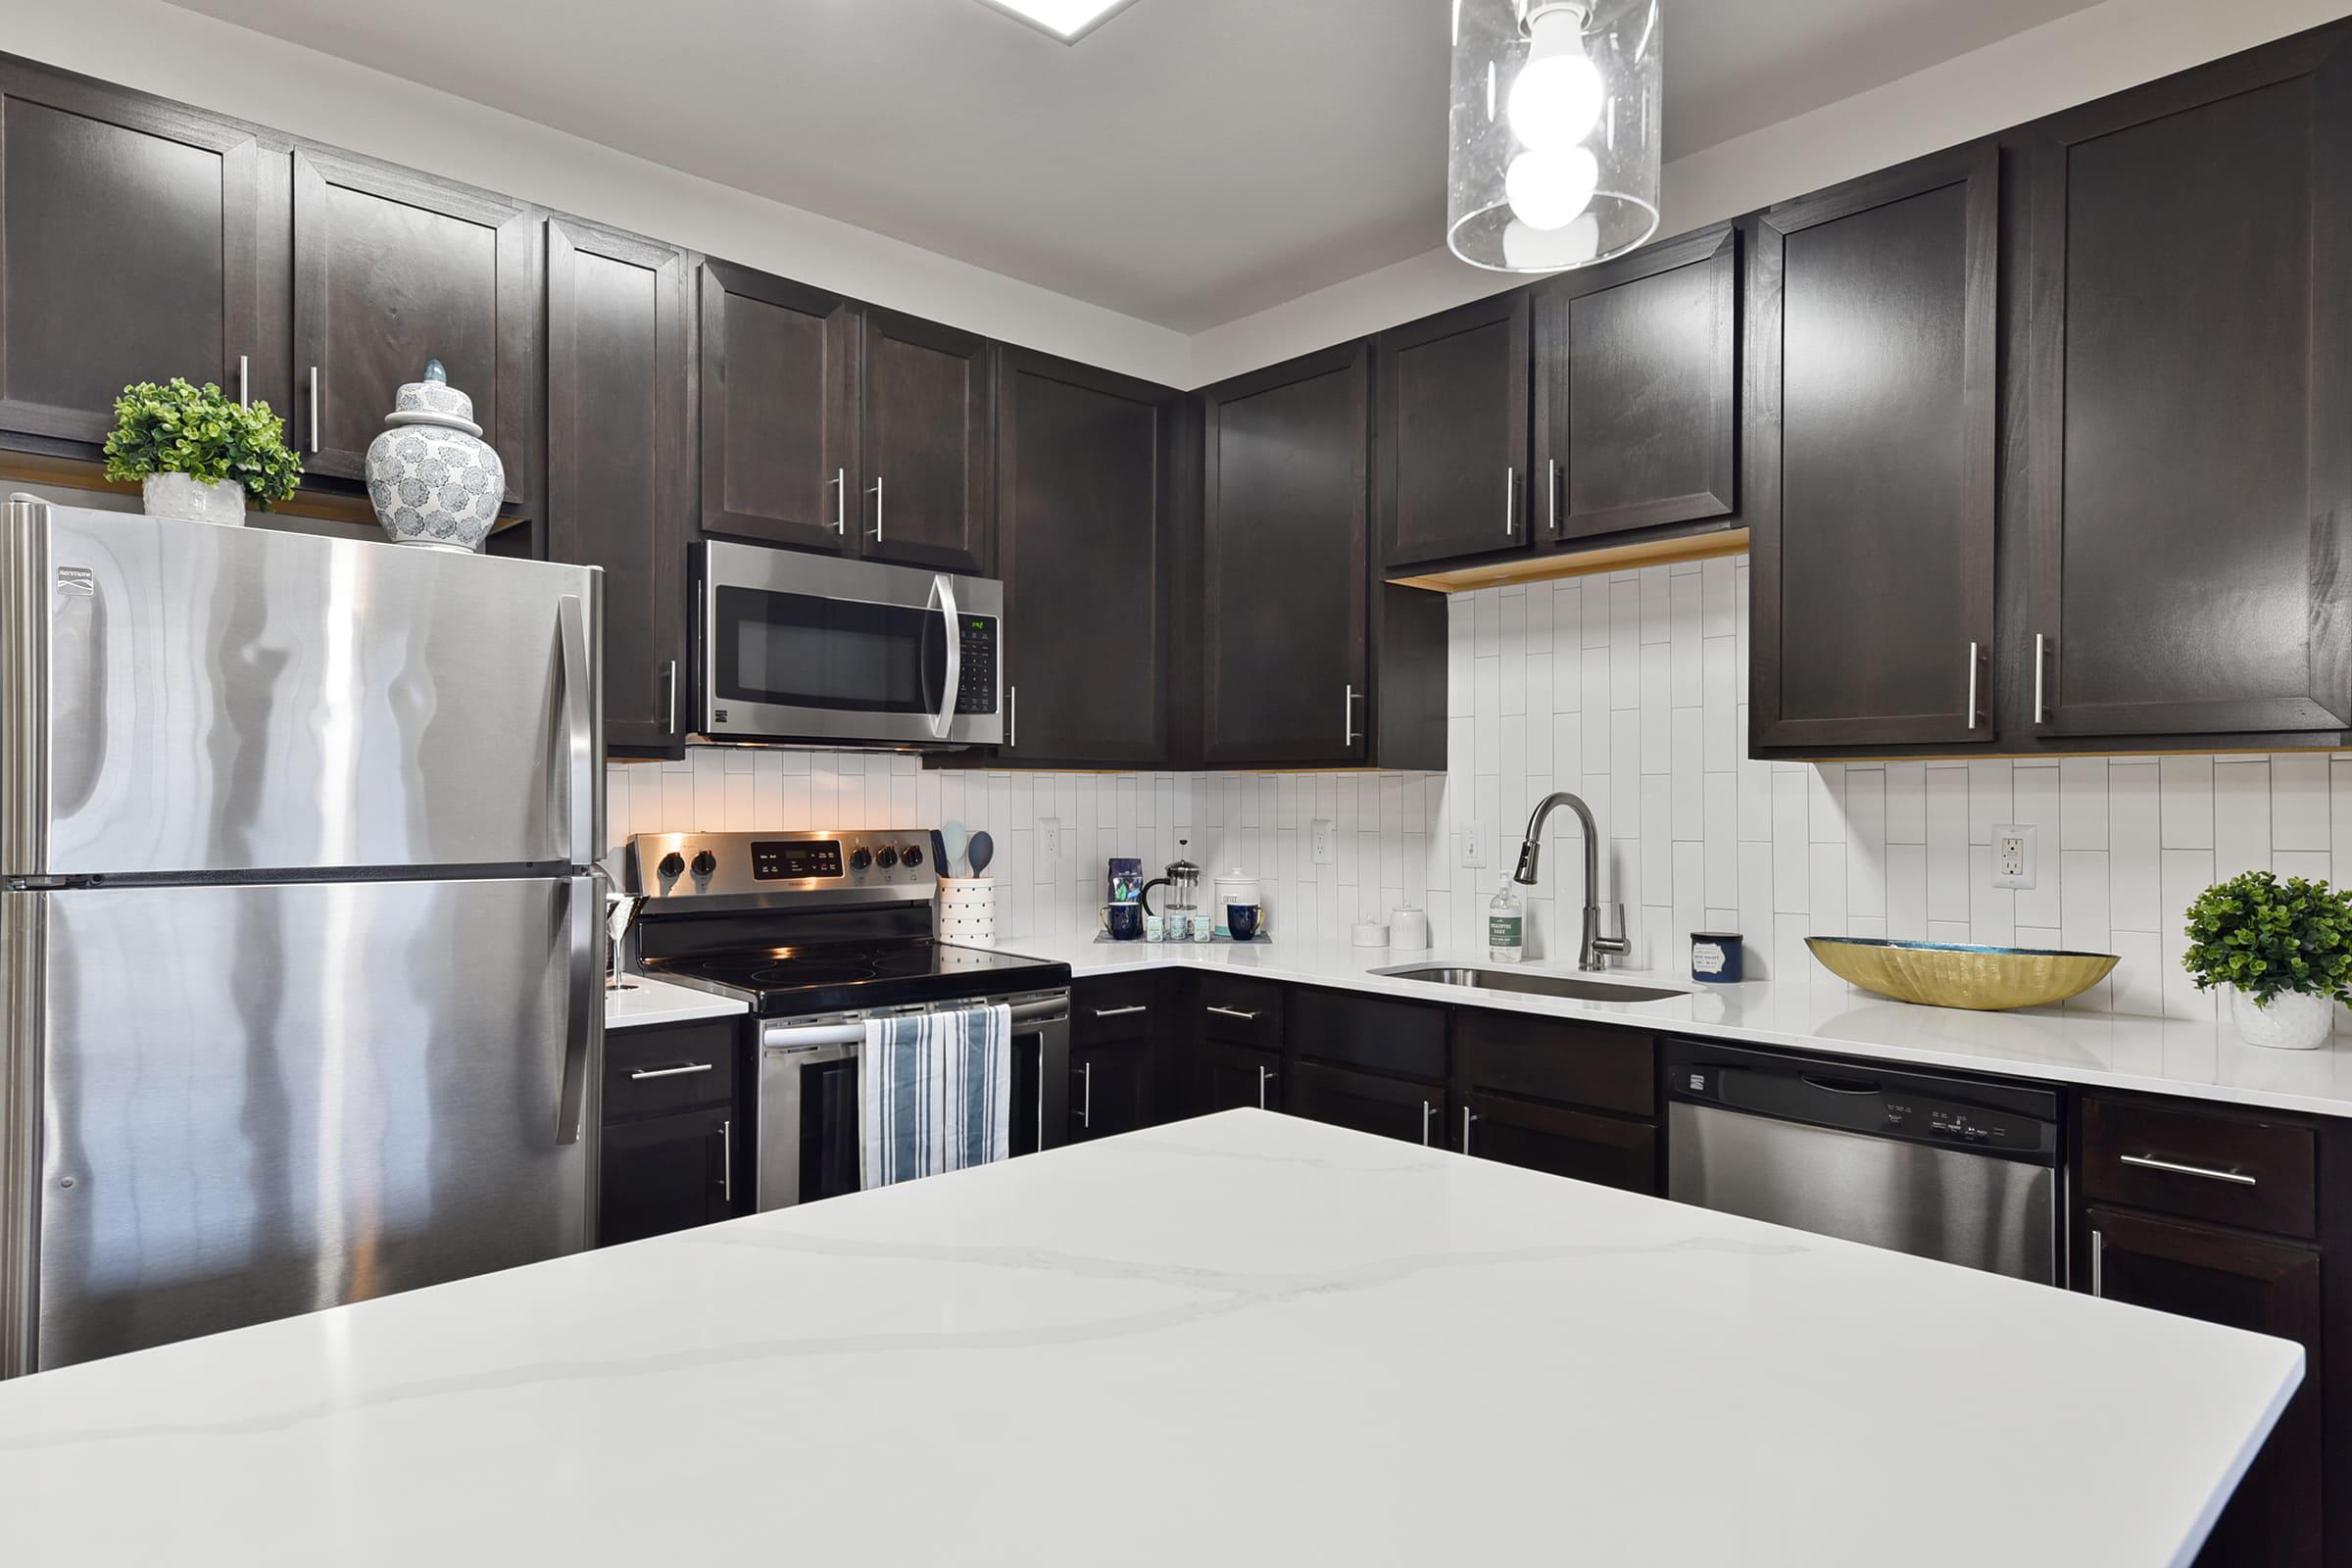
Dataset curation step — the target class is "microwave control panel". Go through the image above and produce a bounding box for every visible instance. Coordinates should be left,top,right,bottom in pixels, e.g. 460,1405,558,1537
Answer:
956,615,999,715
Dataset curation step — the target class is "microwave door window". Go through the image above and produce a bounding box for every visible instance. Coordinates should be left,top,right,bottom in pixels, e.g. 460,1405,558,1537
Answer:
716,587,932,714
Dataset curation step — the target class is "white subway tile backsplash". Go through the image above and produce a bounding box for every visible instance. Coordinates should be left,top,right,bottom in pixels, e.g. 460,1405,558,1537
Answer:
2159,756,2215,850
2214,760,2273,879
2273,753,2330,852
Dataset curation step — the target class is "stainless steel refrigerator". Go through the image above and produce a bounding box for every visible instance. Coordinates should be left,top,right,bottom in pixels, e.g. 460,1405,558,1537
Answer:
0,496,604,1375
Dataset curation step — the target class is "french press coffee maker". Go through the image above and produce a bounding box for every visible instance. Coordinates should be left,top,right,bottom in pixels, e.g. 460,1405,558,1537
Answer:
1141,840,1203,940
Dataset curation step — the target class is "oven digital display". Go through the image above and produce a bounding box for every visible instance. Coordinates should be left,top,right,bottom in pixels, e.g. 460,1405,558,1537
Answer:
752,840,844,880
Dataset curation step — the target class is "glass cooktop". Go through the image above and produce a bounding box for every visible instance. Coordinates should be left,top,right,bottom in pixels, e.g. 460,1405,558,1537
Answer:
645,940,1069,1017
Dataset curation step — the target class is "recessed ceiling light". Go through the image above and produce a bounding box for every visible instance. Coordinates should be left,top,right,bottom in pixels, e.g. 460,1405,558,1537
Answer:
972,0,1142,44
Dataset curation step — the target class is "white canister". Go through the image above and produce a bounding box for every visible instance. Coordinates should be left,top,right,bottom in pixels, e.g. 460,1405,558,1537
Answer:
937,876,997,949
1389,905,1431,952
1213,867,1261,934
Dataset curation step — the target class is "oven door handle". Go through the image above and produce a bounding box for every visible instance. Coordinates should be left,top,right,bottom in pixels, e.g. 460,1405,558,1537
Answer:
929,573,961,742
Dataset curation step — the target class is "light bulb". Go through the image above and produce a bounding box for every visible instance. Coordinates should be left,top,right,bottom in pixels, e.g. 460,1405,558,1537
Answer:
1502,212,1602,270
1505,146,1599,231
1507,7,1605,152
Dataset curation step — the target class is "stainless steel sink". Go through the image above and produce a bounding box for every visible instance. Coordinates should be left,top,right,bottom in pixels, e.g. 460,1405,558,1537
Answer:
1373,965,1687,1003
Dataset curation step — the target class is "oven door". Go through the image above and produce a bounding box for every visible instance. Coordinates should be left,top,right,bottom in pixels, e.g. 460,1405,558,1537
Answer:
755,990,1069,1210
698,542,1004,749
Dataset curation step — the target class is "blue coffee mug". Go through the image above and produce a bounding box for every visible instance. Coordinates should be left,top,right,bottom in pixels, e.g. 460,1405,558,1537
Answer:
1104,902,1144,941
1226,903,1262,942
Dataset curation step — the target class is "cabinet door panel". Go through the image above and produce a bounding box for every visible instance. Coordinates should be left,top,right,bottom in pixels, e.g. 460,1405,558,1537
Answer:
0,67,261,446
2029,35,2352,739
1195,1041,1281,1115
997,350,1171,765
292,149,534,504
698,258,856,551
547,219,691,752
1070,1037,1155,1143
1535,223,1737,544
1200,343,1368,765
1461,1091,1657,1196
1749,143,1998,751
1378,291,1531,567
2084,1207,2322,1568
861,307,992,572
599,1105,734,1247
1288,1061,1443,1148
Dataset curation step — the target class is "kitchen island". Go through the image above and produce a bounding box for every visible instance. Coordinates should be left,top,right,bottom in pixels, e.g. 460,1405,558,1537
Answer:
0,1111,2298,1566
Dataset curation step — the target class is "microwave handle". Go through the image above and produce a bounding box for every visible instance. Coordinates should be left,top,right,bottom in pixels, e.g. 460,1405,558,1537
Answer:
929,573,962,742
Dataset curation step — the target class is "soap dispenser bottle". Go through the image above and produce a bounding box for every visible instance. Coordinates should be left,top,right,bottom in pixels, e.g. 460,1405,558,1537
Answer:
1488,878,1524,964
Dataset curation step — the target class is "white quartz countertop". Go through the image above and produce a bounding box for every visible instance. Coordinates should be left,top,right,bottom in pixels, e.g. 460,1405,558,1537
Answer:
603,972,749,1031
0,1111,2297,1567
1006,934,2352,1119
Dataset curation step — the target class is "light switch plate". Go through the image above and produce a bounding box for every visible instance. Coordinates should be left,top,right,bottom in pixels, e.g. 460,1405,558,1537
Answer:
1462,819,1488,869
1991,823,2035,889
1309,818,1335,865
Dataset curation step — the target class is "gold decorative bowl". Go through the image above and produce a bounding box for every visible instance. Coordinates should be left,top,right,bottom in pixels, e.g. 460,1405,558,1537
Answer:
1805,937,2120,1011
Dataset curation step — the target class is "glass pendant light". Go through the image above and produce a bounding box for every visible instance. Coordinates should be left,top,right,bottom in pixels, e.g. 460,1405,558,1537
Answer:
1447,0,1662,272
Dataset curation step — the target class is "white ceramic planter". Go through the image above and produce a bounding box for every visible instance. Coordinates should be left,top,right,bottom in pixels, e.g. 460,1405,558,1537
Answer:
142,470,246,527
2229,986,2337,1051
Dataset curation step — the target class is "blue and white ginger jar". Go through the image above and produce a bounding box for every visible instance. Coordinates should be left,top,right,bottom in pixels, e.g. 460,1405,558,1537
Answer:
364,359,505,554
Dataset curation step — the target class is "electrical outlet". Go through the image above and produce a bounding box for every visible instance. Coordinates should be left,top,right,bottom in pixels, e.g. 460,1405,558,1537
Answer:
1310,818,1335,865
1991,823,2036,890
1462,819,1488,869
1039,816,1061,859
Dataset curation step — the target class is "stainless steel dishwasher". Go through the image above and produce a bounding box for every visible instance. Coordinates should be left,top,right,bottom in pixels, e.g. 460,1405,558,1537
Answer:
1665,1040,2062,1285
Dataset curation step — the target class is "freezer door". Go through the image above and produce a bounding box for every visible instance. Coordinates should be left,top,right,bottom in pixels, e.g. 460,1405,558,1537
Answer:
6,875,599,1373
2,499,602,878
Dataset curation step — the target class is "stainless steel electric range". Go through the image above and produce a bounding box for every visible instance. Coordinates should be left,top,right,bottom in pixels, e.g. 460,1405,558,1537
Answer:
625,830,1072,1209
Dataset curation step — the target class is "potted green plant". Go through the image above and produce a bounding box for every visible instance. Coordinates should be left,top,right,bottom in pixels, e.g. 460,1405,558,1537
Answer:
103,377,302,527
2182,869,2352,1050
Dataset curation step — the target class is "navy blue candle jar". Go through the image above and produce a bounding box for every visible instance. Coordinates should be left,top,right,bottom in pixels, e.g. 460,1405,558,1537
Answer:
1690,931,1743,983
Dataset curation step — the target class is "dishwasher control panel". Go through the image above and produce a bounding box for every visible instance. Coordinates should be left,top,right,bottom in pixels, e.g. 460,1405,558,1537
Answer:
1884,1097,2042,1152
1669,1044,2059,1162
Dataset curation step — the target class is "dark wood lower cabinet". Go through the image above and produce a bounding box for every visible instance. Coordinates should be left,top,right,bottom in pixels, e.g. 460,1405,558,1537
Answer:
1457,1090,1657,1195
600,1104,737,1247
1196,1041,1282,1115
1285,1060,1444,1148
2085,1206,2324,1568
1070,1037,1157,1143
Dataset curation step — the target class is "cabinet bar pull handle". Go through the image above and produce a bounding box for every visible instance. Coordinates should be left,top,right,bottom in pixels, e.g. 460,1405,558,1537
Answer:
1077,1060,1094,1129
866,474,884,541
2119,1152,2257,1187
309,367,321,454
237,355,250,408
665,660,679,736
1964,641,1981,730
1421,1101,1435,1147
1256,1063,1276,1109
1092,1004,1148,1018
1547,458,1558,535
2034,632,2048,724
1460,1105,1479,1153
628,1061,714,1080
1503,466,1516,538
829,468,846,533
1206,1004,1260,1020
2089,1228,2104,1298
1007,684,1017,749
719,1118,733,1204
1343,683,1362,748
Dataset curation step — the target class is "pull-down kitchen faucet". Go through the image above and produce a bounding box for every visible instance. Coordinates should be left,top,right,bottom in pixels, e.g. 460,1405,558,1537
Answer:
1514,791,1631,972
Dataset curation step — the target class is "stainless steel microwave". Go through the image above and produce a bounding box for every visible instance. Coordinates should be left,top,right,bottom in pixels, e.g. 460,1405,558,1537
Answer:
695,542,1004,750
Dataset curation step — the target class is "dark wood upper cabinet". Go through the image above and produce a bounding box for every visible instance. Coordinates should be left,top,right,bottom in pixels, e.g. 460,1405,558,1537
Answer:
291,149,535,508
546,217,693,754
1200,342,1369,767
1748,142,1999,752
1532,222,1738,546
2026,32,2352,741
0,64,261,447
1377,290,1532,567
858,306,993,573
697,257,857,551
995,348,1172,766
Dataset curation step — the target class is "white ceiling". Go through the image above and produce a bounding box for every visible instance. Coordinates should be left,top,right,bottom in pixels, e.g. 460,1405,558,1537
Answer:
165,0,2102,333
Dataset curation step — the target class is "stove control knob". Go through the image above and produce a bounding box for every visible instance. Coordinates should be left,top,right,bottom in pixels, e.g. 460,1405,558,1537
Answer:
875,847,900,869
902,844,924,867
658,852,685,880
849,847,874,871
690,850,717,878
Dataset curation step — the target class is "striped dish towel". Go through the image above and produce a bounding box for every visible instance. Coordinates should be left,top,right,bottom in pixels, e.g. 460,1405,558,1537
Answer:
858,1004,1013,1190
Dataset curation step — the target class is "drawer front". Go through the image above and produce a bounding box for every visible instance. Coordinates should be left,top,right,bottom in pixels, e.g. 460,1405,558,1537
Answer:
1291,987,1447,1082
1462,1089,1659,1196
1074,972,1159,1045
1453,1008,1656,1119
2081,1095,2315,1239
1197,972,1285,1051
1289,1060,1447,1147
606,1019,739,1121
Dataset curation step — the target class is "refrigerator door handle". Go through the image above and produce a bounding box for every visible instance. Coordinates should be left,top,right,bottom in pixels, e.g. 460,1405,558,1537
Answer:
555,873,597,1147
555,594,594,869
4,496,54,877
